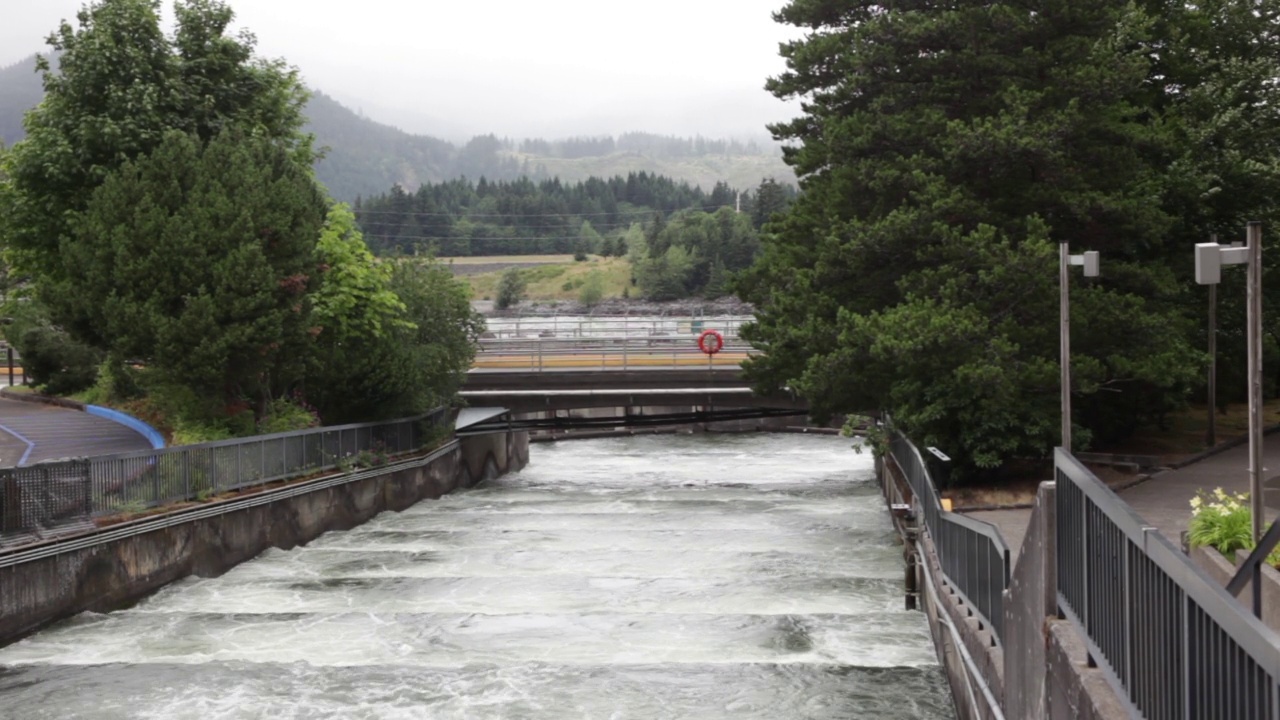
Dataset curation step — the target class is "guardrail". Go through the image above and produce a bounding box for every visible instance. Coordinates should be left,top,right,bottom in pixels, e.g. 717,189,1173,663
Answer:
888,431,1011,644
1056,448,1280,720
475,335,753,371
0,407,449,544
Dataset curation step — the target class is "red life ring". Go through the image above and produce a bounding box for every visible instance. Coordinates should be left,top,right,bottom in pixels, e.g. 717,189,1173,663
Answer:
697,329,724,355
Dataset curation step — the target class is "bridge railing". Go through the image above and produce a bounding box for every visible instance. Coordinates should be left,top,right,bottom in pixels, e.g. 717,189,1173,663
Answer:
475,335,753,371
1056,448,1280,720
0,408,449,544
888,429,1011,644
482,314,753,340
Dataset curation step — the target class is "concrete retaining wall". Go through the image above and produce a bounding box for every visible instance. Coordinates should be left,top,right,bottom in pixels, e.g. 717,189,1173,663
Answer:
0,431,528,648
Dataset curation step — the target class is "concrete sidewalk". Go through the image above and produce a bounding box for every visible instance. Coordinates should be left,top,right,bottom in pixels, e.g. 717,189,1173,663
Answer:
1119,437,1280,544
967,437,1280,569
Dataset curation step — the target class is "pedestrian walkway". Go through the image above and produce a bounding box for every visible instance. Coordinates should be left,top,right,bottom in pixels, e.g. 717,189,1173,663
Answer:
965,437,1279,569
0,397,153,466
1119,438,1280,544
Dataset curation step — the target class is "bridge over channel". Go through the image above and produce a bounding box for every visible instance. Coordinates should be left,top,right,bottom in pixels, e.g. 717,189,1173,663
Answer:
462,332,810,433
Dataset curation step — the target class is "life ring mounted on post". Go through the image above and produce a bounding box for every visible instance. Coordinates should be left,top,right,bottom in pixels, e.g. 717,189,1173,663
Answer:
697,329,724,356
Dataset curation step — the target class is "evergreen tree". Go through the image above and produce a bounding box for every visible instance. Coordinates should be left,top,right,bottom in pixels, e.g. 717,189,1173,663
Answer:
736,0,1238,476
69,129,328,418
751,178,790,230
5,0,313,341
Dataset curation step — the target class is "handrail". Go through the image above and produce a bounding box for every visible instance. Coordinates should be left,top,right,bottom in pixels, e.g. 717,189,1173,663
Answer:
1056,448,1280,719
888,428,1011,644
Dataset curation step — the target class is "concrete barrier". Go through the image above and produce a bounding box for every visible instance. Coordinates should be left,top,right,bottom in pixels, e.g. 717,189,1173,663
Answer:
0,430,529,648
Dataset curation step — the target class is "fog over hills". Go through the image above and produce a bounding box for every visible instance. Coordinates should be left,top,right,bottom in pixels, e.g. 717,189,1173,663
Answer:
0,56,792,202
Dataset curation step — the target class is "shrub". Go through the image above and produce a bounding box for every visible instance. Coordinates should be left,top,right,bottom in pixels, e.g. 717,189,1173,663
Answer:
257,396,321,435
11,321,102,396
496,268,526,309
578,270,605,307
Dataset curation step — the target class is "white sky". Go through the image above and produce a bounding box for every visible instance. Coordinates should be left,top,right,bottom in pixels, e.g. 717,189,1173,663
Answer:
0,0,802,141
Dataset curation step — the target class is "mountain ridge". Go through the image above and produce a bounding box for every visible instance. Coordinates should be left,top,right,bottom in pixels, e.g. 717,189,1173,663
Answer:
0,56,793,201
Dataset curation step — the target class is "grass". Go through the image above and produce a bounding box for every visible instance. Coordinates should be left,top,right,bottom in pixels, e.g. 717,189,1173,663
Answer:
462,256,633,302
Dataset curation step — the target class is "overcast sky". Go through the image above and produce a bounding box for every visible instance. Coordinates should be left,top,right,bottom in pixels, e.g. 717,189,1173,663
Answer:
1,0,802,141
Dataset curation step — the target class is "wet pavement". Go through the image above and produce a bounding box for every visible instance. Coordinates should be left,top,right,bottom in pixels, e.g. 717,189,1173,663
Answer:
0,397,152,466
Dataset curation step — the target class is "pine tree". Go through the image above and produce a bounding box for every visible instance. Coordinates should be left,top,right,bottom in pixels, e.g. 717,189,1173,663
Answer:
737,0,1232,474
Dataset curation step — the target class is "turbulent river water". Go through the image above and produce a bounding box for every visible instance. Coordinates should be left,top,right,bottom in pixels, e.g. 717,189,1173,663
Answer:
0,434,954,719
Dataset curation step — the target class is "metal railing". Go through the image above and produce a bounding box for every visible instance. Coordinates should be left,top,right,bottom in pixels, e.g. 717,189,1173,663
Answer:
1056,448,1280,719
0,407,449,542
889,430,1011,644
474,335,753,371
482,314,753,340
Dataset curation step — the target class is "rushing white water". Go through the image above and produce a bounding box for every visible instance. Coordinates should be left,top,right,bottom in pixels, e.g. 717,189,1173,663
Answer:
0,434,954,719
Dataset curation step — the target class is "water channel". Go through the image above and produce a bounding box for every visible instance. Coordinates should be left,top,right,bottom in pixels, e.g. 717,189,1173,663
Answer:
0,434,954,719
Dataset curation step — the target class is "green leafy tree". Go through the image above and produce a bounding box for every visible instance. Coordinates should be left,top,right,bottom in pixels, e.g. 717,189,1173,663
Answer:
310,204,407,342
309,260,482,422
495,268,527,309
67,129,328,419
5,0,313,337
636,245,695,301
735,0,1243,478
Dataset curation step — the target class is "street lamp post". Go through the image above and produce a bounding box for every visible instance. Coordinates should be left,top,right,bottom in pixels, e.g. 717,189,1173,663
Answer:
1061,243,1100,452
1195,223,1264,543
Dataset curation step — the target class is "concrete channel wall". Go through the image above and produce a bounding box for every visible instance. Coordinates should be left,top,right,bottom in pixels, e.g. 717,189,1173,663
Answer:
879,464,1127,719
0,430,528,648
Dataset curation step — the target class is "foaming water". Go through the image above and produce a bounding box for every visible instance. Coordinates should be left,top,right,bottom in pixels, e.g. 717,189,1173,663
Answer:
0,434,954,719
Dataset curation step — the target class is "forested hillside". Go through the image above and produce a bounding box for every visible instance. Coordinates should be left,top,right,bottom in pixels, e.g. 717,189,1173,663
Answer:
354,173,794,257
1,55,792,201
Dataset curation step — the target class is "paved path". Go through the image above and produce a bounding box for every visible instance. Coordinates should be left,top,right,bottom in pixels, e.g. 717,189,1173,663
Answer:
968,508,1032,567
0,398,152,466
962,437,1280,570
1120,439,1280,544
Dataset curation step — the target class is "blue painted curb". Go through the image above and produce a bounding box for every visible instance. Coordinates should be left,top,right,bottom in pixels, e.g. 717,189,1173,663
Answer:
86,405,166,450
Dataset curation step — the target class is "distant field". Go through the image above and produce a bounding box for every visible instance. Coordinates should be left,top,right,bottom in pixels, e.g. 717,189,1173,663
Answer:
461,256,632,301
